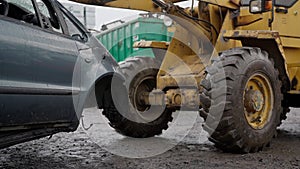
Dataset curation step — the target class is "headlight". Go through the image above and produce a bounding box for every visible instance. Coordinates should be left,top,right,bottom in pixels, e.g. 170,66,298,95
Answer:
250,0,263,13
249,0,273,14
163,16,173,27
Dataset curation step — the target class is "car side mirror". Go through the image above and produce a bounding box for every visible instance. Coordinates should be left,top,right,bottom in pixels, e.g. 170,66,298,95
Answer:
72,34,87,42
249,0,273,14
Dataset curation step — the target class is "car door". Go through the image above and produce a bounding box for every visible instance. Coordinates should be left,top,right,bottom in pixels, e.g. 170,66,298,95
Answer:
0,0,80,128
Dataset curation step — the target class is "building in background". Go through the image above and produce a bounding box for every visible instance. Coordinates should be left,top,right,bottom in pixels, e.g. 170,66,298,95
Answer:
60,2,96,29
58,0,192,30
58,0,141,30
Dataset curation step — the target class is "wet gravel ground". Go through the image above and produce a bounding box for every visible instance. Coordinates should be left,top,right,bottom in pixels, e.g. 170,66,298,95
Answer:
0,108,299,169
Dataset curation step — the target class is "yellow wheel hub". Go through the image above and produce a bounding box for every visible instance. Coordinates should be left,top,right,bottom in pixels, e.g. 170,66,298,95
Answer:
244,73,274,129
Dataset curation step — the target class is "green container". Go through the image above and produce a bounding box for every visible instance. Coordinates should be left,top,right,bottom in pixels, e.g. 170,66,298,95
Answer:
95,14,174,62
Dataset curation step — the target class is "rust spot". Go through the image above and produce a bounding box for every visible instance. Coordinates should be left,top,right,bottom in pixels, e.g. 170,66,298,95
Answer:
233,31,240,37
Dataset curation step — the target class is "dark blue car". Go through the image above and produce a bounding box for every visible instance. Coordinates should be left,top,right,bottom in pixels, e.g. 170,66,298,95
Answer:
0,0,123,148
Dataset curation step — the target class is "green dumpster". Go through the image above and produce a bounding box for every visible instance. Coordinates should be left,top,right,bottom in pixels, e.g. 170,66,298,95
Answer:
95,13,174,62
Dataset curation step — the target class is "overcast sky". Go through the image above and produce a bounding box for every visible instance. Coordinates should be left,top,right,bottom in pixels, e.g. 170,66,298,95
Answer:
58,0,193,29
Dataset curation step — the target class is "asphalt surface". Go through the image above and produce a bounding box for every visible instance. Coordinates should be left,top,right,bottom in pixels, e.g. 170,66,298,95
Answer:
0,108,299,169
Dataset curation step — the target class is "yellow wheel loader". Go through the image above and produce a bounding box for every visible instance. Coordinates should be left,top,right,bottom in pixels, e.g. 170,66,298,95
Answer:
71,0,300,153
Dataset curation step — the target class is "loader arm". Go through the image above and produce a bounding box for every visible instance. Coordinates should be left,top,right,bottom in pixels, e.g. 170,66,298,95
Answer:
68,0,187,12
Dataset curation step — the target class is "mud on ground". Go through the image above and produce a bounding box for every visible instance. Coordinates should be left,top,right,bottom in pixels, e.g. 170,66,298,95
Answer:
0,109,299,169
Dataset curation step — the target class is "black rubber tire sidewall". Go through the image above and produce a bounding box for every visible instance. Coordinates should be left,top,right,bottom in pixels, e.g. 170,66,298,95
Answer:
201,47,283,153
103,57,173,138
232,59,281,147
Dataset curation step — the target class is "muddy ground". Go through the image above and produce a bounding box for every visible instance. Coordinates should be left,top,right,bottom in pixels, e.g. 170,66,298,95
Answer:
0,108,299,169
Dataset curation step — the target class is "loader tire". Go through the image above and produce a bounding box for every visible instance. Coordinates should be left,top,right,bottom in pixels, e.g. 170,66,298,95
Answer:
103,57,173,138
200,47,283,153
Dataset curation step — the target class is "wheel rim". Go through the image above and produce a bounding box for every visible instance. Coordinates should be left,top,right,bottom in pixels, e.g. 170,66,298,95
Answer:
132,75,156,112
130,72,165,123
243,73,274,129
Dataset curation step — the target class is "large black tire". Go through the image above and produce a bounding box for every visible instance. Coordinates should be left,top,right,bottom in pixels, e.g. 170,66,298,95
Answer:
200,47,283,153
103,57,173,138
280,102,290,126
